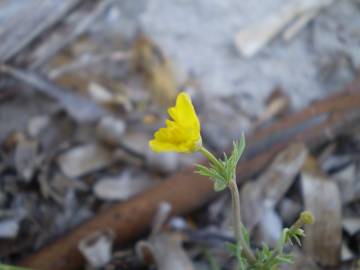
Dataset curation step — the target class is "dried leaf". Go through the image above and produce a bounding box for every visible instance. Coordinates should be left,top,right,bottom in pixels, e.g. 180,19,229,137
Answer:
133,35,178,107
301,156,342,266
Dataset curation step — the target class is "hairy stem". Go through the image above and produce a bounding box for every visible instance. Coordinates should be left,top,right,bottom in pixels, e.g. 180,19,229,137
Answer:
228,179,256,264
199,146,256,264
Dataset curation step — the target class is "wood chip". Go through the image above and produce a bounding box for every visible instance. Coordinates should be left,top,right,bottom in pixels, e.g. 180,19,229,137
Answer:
341,243,354,261
88,82,114,104
256,143,308,207
256,87,291,126
1,66,106,122
136,203,194,270
255,207,283,247
0,219,20,239
282,8,320,41
137,233,195,270
234,0,334,57
27,115,50,138
78,229,114,269
0,0,81,62
31,0,115,69
333,165,358,203
14,137,39,182
343,218,360,235
96,116,126,146
57,144,114,178
241,143,308,230
94,170,156,201
301,156,342,266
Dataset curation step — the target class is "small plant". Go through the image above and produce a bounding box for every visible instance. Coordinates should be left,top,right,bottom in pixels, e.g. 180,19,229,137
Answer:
149,92,314,269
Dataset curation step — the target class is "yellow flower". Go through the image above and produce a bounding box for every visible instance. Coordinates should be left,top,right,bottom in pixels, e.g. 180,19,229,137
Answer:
149,92,202,153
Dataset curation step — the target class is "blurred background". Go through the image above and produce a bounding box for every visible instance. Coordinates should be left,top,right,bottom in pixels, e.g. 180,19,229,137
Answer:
0,0,360,269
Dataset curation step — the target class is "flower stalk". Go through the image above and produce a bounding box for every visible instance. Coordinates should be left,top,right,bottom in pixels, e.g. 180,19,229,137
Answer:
228,179,256,264
200,146,255,264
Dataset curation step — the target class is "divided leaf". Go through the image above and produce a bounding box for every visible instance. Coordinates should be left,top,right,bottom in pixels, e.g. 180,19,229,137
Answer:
195,135,246,192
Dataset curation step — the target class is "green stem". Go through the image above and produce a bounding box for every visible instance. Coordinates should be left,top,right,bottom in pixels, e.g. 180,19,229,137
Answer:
228,179,256,264
291,218,305,231
199,146,256,264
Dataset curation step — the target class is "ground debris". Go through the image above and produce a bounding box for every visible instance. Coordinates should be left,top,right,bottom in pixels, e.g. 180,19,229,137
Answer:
234,0,334,57
241,143,307,231
93,169,157,201
0,0,359,269
14,136,39,182
132,35,178,107
301,156,342,266
78,229,115,269
136,202,195,270
96,116,126,147
1,66,106,123
0,219,20,239
57,144,115,178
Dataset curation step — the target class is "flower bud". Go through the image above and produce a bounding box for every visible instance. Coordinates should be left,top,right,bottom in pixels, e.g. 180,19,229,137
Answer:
300,211,315,225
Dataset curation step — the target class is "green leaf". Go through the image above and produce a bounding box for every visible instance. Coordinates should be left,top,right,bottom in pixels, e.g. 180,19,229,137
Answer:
292,235,301,246
214,179,227,191
231,135,246,165
276,254,294,264
241,224,250,246
196,135,246,193
226,242,238,255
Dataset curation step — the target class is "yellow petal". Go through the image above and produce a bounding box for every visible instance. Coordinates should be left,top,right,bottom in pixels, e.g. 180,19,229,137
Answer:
149,139,183,152
149,91,202,154
168,92,200,129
